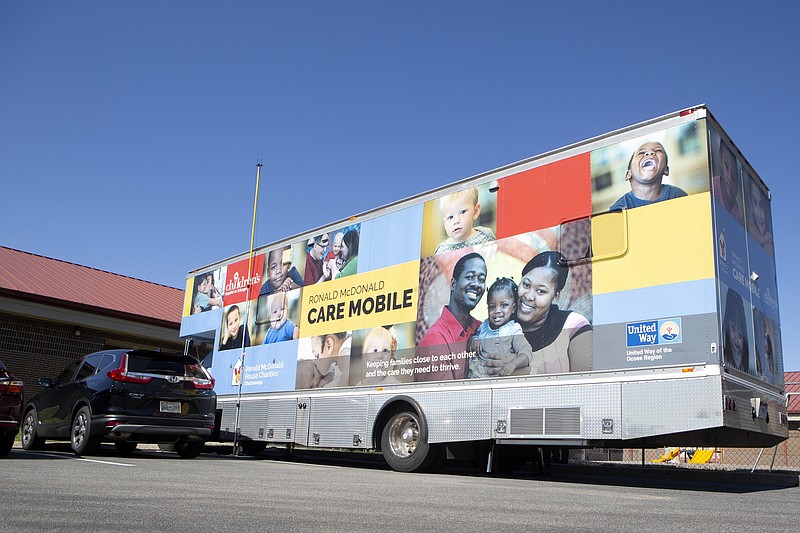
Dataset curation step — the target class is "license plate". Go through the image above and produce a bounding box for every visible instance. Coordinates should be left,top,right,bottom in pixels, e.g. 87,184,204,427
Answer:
160,401,181,413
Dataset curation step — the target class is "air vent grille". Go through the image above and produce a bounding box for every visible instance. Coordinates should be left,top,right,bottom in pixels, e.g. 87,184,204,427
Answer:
509,407,580,436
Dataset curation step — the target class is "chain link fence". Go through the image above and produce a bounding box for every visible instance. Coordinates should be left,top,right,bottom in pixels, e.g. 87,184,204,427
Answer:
578,428,800,471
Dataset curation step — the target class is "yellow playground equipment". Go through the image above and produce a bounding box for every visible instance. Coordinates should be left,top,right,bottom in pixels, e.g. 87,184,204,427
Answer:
652,448,681,463
688,448,716,464
652,447,716,464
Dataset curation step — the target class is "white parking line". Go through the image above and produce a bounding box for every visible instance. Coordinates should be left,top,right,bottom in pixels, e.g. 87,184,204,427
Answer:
270,461,341,470
76,457,135,467
22,450,134,467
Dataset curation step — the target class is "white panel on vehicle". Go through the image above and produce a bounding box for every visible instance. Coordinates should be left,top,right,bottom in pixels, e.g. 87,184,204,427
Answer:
218,400,238,435
622,376,722,440
409,389,493,444
494,382,621,440
238,399,269,441
309,396,369,448
266,398,297,442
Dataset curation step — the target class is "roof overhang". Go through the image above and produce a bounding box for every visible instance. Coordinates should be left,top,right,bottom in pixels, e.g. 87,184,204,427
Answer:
0,293,180,344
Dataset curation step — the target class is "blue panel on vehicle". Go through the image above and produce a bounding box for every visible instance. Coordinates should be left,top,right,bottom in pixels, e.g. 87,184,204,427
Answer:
209,342,298,396
358,204,423,272
593,278,716,326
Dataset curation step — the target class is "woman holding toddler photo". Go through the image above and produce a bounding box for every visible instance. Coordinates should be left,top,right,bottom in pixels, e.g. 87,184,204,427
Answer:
481,251,592,375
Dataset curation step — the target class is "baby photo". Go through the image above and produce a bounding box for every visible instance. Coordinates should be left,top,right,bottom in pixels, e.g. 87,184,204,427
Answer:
420,182,497,258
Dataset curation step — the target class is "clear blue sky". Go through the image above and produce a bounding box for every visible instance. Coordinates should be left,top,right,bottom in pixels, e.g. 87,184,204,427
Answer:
2,2,798,369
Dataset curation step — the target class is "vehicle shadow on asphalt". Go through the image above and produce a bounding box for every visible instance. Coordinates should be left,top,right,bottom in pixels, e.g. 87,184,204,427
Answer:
9,442,193,461
10,443,796,494
206,445,798,494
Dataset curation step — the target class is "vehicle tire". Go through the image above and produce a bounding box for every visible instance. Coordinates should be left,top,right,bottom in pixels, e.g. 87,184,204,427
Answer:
174,439,205,459
240,441,267,457
0,431,14,457
21,409,45,450
114,441,138,456
380,410,443,473
70,406,101,456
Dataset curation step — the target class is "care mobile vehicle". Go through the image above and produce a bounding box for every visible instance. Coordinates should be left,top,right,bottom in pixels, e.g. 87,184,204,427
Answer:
181,105,785,472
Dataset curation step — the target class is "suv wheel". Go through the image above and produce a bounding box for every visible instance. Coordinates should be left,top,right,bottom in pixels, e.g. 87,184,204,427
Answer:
240,441,267,457
21,409,45,450
70,406,100,456
0,432,15,457
174,439,205,459
114,441,138,456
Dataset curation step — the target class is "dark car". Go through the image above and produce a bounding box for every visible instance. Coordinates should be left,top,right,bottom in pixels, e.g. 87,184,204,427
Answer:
20,349,216,458
0,359,23,457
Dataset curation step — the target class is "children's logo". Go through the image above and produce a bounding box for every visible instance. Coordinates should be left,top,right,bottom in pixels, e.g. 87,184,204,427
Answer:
626,318,682,347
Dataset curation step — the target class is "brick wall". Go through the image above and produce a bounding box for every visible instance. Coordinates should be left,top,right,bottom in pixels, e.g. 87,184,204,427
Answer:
0,312,182,399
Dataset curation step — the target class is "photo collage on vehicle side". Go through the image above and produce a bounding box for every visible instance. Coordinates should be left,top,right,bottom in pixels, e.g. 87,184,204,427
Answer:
182,117,780,393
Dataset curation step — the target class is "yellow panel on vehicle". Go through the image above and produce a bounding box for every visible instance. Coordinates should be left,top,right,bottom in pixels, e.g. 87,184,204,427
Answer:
592,193,714,294
590,210,627,260
183,278,194,317
299,260,420,338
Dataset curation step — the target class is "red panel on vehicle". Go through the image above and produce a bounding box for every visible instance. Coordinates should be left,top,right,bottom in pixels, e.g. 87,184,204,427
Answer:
496,153,592,237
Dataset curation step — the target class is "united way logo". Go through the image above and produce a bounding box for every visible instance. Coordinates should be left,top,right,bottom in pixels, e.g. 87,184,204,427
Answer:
626,318,682,347
659,320,681,342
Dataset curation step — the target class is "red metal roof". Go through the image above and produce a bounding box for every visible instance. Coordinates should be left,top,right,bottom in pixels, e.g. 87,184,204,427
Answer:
0,246,182,326
786,371,800,414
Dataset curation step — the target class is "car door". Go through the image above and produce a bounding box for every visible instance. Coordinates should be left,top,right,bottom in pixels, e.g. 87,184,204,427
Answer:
40,354,110,437
36,359,82,437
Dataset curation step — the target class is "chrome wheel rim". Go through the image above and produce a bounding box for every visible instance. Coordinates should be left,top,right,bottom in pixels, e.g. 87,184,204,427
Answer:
388,414,419,459
72,411,88,449
22,413,35,446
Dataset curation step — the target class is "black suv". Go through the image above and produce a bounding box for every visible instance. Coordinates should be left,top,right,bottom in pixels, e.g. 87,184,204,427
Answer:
21,349,216,458
0,359,23,457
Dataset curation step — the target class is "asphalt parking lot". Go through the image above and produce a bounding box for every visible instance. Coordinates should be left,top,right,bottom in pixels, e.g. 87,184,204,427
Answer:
11,439,800,489
4,442,800,533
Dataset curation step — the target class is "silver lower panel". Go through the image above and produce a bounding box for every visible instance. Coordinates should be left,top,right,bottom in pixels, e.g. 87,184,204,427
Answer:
218,399,238,435
219,367,785,449
309,396,369,448
238,399,269,441
621,376,722,439
266,398,296,442
493,382,620,440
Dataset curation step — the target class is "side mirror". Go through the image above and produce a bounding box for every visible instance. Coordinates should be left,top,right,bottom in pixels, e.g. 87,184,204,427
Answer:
38,377,54,388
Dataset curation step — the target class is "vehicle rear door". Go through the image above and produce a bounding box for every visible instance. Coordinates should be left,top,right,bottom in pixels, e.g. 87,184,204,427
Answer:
122,352,215,421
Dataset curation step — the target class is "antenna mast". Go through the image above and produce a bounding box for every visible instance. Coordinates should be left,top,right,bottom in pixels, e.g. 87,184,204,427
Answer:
233,157,263,455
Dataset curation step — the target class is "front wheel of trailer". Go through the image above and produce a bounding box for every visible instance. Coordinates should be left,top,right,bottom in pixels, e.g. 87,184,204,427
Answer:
380,410,443,473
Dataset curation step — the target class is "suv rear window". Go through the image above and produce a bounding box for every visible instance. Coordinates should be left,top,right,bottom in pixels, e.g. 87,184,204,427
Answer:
127,352,209,379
